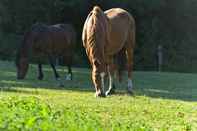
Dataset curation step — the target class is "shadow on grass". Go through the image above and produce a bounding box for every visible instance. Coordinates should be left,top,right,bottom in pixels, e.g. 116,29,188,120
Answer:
0,64,196,102
133,72,197,102
1,79,196,102
0,78,94,93
135,88,197,102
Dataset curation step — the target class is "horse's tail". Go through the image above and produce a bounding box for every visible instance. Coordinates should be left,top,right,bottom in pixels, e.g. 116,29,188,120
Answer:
115,47,126,82
92,6,103,15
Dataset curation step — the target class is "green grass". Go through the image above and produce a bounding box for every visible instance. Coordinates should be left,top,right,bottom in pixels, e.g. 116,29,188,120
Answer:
0,60,197,131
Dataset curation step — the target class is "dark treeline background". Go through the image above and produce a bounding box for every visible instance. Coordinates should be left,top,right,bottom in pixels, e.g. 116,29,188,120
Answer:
0,0,197,72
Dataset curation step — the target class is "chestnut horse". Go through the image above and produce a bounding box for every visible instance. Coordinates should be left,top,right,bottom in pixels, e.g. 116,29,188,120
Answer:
16,23,76,85
82,6,135,97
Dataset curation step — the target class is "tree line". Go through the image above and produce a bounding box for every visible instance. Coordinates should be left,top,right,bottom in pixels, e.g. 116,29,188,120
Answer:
0,0,197,72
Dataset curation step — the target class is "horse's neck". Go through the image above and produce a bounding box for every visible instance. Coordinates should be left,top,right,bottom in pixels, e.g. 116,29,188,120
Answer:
20,40,32,58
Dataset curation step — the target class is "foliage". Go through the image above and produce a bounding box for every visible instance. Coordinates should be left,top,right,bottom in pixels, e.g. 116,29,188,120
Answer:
0,0,197,72
0,97,58,130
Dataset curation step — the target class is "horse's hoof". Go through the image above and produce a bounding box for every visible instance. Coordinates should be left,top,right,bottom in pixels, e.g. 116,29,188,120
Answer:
127,89,134,96
38,76,43,80
95,92,106,98
105,89,115,96
58,84,64,88
105,85,116,96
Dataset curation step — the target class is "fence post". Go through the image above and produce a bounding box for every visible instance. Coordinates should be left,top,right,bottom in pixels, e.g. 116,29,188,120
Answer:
55,57,59,66
157,45,163,72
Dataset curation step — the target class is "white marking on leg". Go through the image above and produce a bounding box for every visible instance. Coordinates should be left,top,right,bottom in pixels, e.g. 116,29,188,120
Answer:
65,73,71,81
100,72,105,92
109,73,113,90
105,72,114,96
128,79,133,92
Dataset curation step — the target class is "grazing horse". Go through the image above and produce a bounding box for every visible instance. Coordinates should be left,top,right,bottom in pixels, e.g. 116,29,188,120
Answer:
82,6,135,97
16,23,76,85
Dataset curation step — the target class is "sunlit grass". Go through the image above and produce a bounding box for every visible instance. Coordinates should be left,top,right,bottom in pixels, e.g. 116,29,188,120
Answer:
0,60,197,130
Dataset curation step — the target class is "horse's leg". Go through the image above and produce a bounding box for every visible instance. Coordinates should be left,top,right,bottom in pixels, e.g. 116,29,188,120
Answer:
38,63,44,80
92,61,106,97
66,65,72,80
49,57,60,79
105,58,116,96
125,28,135,94
64,55,72,81
48,56,63,87
126,48,134,94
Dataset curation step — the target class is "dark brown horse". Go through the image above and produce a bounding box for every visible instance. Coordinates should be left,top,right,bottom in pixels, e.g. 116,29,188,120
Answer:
82,6,135,97
16,23,76,85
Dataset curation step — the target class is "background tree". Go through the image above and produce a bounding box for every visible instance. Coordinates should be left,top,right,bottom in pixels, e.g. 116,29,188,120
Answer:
0,0,197,72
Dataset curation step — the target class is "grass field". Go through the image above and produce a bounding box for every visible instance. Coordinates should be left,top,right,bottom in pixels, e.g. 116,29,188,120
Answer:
0,60,197,130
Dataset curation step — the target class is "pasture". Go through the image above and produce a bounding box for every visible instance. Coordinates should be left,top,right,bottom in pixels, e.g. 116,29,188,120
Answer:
0,60,197,130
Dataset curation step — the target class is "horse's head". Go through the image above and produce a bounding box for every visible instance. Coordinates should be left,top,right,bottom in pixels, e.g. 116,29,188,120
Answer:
15,31,31,80
16,55,29,79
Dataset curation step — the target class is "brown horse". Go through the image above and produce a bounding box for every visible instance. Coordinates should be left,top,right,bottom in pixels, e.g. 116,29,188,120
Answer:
16,23,76,85
82,6,135,97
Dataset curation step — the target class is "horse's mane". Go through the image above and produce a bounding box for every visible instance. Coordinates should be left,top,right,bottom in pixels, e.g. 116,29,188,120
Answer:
15,30,31,66
31,23,48,33
16,23,47,66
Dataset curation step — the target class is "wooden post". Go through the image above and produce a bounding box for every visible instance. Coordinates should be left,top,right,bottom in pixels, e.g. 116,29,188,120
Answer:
157,45,163,72
55,57,59,66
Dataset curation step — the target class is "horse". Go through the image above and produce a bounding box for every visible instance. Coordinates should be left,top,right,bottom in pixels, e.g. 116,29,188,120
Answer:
82,6,135,97
16,23,76,85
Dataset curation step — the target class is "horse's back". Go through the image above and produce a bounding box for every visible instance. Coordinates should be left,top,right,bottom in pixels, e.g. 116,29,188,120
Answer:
51,24,75,38
31,23,75,56
47,24,75,54
104,8,135,55
105,8,134,26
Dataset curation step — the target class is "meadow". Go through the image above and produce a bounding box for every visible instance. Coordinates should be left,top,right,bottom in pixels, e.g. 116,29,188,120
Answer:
0,60,196,130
